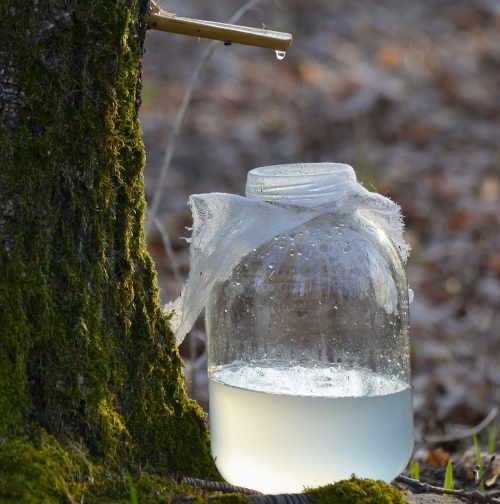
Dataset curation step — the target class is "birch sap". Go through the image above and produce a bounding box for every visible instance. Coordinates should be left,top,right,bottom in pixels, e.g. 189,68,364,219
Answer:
209,363,414,494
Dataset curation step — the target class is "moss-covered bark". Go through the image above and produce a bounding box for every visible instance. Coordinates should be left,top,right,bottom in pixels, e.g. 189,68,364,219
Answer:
0,429,210,503
0,0,212,476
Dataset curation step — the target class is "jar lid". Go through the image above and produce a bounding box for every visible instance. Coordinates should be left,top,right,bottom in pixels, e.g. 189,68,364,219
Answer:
245,163,355,208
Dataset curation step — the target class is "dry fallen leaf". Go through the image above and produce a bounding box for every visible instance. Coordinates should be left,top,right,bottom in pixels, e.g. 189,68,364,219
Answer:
424,448,450,467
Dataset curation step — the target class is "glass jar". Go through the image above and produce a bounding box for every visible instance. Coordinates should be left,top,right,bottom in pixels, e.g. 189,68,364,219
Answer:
205,166,413,494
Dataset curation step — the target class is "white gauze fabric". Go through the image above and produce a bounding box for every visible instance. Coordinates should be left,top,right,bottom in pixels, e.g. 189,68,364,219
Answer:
166,163,410,345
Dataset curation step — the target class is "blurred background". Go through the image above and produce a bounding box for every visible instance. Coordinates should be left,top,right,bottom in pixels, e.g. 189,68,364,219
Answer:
140,0,500,474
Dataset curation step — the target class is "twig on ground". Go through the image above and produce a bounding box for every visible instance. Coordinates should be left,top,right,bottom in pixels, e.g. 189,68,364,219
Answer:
249,494,311,504
144,0,264,241
475,456,497,490
396,458,500,504
182,477,262,496
421,406,499,444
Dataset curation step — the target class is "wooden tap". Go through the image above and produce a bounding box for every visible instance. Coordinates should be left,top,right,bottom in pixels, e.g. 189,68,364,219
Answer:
147,7,292,53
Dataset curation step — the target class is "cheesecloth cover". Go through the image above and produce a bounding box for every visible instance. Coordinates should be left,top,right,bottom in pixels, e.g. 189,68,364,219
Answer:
166,163,410,345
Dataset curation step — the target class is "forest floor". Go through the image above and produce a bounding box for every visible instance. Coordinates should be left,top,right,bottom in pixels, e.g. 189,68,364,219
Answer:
139,0,500,494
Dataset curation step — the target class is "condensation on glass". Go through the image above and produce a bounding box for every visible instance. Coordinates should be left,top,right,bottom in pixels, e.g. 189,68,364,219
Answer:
208,211,410,378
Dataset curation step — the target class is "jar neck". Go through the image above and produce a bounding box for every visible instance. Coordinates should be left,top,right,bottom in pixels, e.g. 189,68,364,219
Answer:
245,163,356,208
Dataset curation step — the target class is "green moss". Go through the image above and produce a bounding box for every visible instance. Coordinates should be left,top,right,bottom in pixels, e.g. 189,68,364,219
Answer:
0,430,82,504
0,0,212,480
0,429,211,504
209,494,251,504
307,476,406,504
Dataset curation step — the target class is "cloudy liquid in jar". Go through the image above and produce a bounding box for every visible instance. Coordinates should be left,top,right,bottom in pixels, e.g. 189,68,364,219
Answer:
209,364,413,494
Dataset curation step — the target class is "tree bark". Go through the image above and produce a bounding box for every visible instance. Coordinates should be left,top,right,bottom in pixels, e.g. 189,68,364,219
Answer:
0,0,212,475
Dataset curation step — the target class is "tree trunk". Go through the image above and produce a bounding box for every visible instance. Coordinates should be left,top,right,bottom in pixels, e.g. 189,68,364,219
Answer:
0,0,212,476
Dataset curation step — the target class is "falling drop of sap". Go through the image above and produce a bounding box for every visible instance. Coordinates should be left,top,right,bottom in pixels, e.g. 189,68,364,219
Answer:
275,50,286,60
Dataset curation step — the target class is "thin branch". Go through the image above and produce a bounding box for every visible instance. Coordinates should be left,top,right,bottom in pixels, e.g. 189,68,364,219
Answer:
249,494,311,504
475,456,497,490
182,476,310,502
396,461,500,504
144,0,264,241
421,406,499,444
183,477,262,495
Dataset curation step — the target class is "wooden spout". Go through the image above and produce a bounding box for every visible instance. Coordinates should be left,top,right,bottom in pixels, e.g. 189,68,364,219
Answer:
147,13,292,53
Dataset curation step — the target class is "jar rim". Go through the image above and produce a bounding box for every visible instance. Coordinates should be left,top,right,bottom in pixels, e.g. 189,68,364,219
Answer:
248,162,352,178
245,163,356,206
